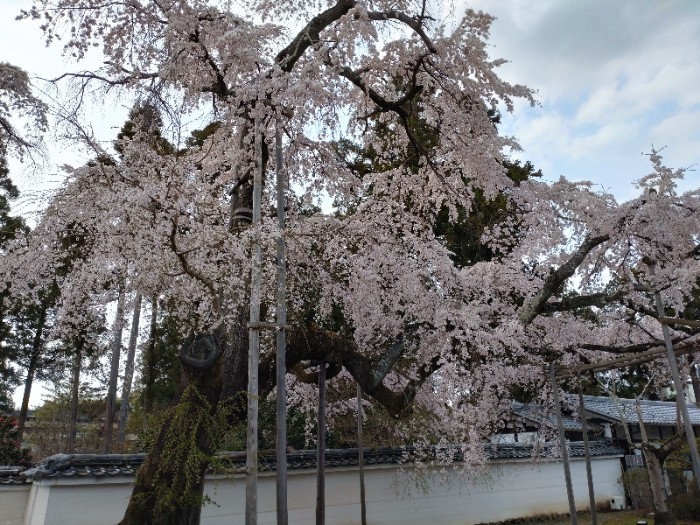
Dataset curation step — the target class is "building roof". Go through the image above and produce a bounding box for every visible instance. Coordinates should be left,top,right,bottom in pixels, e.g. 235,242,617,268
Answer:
5,443,622,483
578,395,700,426
0,467,26,485
511,401,587,432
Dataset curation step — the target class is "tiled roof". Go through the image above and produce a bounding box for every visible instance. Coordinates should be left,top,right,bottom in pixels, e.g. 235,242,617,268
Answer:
7,443,623,483
22,454,144,481
511,402,588,432
577,395,700,426
0,467,27,485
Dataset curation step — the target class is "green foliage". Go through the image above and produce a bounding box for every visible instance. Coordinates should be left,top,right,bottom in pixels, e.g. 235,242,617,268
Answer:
0,142,29,412
218,394,309,452
0,414,31,466
139,304,182,413
668,488,700,520
147,385,218,513
433,159,541,267
115,103,175,157
619,467,652,510
27,390,104,457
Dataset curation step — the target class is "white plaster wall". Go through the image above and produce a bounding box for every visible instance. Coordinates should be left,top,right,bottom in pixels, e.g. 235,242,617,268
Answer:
1,456,624,525
22,478,132,525
0,485,30,525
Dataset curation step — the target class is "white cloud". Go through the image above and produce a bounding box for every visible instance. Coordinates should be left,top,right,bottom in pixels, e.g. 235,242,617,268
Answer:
465,0,700,201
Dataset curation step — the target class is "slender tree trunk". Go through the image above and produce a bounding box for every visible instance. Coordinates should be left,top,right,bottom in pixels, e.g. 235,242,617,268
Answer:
104,288,126,453
17,354,38,442
67,344,82,453
118,292,142,445
143,296,158,417
691,363,700,408
640,427,684,525
643,450,675,525
17,304,47,441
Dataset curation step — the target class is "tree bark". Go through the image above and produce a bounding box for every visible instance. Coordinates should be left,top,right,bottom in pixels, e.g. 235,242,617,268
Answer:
118,292,142,444
17,302,47,441
641,433,684,525
643,449,675,525
690,360,700,408
67,344,82,453
104,288,126,453
143,296,158,417
118,337,224,525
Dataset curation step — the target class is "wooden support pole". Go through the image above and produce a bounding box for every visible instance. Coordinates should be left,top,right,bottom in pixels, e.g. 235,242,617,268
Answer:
246,117,263,525
550,363,578,525
316,361,326,525
659,316,700,328
357,384,367,525
556,343,700,379
275,116,289,525
578,387,597,525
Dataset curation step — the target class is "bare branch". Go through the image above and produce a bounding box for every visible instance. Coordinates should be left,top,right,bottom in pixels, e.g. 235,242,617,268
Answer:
275,0,357,72
366,10,437,53
168,214,220,314
541,291,623,313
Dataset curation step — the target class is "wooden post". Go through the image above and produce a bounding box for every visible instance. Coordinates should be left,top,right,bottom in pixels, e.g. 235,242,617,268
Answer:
275,115,289,525
650,269,700,490
357,383,367,525
577,387,597,525
316,361,326,525
550,363,578,525
246,117,263,525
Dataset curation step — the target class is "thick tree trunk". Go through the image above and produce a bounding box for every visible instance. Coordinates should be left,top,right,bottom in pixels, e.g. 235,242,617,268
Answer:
67,344,82,453
118,336,225,525
118,292,142,444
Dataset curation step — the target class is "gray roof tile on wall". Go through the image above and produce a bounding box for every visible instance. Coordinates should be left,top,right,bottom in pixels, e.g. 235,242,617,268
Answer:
8,442,623,483
512,401,588,432
577,395,700,426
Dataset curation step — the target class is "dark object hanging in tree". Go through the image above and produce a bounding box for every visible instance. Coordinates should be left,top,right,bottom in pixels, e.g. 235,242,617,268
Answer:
180,333,222,370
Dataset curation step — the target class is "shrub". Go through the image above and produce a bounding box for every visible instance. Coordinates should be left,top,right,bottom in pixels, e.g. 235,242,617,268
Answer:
668,488,700,520
619,467,652,510
0,414,31,467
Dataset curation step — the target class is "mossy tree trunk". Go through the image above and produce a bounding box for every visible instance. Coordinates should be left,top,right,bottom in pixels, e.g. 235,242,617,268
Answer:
118,344,224,525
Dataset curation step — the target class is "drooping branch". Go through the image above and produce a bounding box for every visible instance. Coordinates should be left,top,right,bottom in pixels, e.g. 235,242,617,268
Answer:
518,234,610,325
168,215,221,315
48,70,159,86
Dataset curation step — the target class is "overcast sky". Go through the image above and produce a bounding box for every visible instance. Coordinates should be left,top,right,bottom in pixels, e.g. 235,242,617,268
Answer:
466,0,700,201
2,0,699,207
